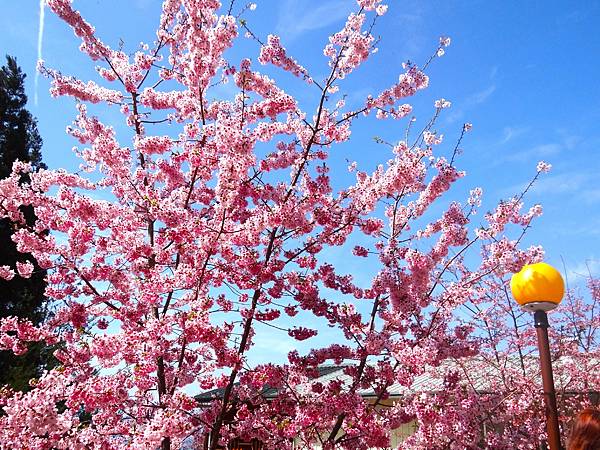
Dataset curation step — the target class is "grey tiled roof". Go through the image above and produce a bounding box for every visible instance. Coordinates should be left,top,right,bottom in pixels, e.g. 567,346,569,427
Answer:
195,356,599,403
195,365,346,403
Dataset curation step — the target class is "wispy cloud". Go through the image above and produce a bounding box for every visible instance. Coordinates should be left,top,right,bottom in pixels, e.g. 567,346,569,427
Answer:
500,125,529,144
515,171,600,205
276,0,353,42
564,258,600,283
489,66,499,80
499,170,598,201
527,143,562,155
34,0,45,106
467,85,496,105
561,219,600,238
446,84,496,123
529,172,589,195
503,142,562,163
494,133,580,166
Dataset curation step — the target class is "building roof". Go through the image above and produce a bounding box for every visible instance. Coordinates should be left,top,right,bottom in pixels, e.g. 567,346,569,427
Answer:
195,356,599,403
195,365,346,403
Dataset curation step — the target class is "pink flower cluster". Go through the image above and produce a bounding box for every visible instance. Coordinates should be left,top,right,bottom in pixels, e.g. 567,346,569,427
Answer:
324,12,373,79
258,35,309,79
0,1,564,449
366,66,429,116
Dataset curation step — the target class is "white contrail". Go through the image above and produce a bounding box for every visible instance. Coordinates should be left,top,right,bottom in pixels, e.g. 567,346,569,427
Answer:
34,0,45,106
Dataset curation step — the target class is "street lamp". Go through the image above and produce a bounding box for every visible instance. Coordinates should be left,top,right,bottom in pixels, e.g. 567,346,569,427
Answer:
511,262,565,450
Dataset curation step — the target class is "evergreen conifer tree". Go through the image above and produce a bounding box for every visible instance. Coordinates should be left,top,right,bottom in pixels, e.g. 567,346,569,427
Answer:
0,55,52,391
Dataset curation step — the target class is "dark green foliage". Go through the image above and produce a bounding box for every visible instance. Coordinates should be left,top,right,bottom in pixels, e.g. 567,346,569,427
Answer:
0,55,54,391
0,56,45,178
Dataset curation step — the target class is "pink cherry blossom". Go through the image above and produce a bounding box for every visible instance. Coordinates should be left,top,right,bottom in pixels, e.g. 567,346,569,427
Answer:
0,2,580,450
0,265,15,280
16,261,34,278
537,160,552,173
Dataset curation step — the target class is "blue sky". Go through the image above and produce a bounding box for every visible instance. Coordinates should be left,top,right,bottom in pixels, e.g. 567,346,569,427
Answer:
2,1,600,367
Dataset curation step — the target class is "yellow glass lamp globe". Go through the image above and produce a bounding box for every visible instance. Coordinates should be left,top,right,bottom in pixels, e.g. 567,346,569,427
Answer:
510,262,565,311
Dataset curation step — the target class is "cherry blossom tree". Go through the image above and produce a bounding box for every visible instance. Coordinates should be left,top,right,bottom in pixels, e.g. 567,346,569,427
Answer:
402,260,600,448
0,1,570,449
